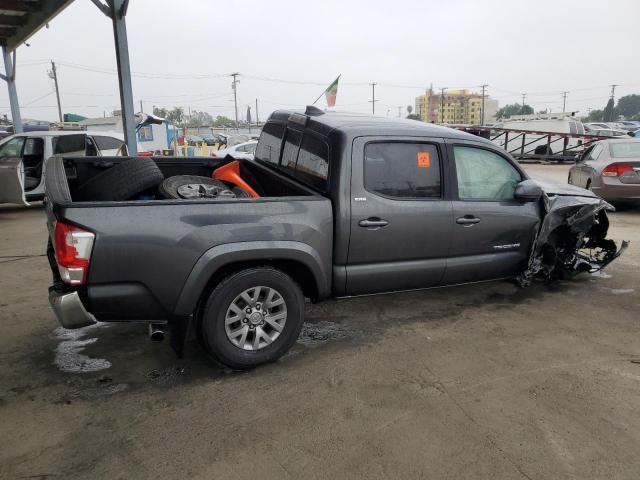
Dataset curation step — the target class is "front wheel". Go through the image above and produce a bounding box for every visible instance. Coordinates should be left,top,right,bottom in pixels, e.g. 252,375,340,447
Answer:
199,267,305,369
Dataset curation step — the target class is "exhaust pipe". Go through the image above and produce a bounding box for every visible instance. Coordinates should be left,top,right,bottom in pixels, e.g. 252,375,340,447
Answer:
149,323,165,342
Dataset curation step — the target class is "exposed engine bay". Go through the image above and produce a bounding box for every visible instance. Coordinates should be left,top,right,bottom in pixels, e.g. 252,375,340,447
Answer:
517,180,629,287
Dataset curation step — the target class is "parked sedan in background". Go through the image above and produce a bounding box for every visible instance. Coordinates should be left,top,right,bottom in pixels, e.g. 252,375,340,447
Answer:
588,128,631,138
200,133,228,147
210,139,257,160
568,138,640,203
183,135,204,146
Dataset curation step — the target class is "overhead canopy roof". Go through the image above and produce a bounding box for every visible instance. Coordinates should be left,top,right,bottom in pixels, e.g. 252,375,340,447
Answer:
0,0,75,53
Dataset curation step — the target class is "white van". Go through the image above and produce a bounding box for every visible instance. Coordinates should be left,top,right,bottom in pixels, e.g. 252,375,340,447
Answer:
493,113,586,156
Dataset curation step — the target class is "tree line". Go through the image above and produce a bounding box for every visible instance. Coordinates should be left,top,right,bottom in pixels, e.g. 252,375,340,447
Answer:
585,94,640,122
152,106,236,128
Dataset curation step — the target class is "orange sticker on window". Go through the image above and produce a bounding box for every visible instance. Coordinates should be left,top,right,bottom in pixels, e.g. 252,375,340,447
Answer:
417,151,430,168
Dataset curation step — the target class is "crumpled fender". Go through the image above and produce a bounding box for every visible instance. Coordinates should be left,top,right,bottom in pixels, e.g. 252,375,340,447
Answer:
517,180,629,286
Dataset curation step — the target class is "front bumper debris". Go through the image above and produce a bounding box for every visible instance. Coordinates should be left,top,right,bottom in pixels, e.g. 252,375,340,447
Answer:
517,180,629,286
48,288,97,329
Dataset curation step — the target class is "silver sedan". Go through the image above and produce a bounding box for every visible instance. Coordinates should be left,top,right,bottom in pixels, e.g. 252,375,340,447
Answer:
568,139,640,202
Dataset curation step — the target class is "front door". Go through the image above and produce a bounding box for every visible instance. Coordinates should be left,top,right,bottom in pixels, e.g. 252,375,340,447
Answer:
0,136,26,205
442,142,541,284
346,137,453,295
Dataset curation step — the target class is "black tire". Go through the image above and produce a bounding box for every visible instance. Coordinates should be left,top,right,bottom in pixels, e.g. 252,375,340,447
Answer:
199,267,305,369
231,186,251,198
534,145,553,156
159,175,229,199
75,158,164,201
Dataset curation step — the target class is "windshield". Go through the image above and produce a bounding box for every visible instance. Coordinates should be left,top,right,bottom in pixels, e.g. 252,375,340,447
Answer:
610,141,640,158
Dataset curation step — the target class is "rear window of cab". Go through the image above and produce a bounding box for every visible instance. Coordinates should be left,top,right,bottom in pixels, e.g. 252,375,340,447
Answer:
256,121,330,191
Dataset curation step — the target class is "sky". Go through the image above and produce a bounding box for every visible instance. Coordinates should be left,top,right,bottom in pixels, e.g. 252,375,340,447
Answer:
2,0,640,122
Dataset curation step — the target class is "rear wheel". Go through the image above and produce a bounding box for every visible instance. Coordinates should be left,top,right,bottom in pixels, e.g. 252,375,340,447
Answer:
199,267,305,369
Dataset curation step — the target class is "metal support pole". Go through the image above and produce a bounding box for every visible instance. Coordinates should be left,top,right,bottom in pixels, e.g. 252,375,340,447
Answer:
2,47,22,133
110,0,137,156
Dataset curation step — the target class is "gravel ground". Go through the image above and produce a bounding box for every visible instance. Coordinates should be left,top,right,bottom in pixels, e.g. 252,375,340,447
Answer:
1,163,639,480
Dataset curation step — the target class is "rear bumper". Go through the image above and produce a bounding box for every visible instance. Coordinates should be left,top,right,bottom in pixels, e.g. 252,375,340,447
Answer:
48,288,97,329
592,182,640,201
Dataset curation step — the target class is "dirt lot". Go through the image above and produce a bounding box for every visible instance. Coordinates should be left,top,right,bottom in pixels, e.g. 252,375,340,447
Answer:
2,164,640,480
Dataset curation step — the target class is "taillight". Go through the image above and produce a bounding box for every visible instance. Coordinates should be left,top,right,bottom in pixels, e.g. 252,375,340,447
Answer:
53,221,95,285
602,163,634,177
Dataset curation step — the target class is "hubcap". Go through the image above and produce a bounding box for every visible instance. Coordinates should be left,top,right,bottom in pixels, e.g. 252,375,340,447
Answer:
224,286,287,351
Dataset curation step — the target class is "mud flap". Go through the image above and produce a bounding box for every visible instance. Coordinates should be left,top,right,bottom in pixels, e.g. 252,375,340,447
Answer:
169,315,192,358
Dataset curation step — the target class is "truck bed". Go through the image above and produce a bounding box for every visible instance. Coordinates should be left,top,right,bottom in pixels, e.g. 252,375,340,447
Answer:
44,156,333,322
45,156,317,203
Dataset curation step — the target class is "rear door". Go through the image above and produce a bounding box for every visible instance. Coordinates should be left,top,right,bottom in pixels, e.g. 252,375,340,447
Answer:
346,137,453,295
442,141,540,284
0,136,26,204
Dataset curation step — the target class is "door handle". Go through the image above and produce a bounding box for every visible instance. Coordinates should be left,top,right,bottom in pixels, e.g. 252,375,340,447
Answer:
359,217,389,228
456,215,481,225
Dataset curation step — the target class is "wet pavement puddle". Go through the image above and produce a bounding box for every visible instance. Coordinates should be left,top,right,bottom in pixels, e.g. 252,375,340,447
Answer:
53,324,112,374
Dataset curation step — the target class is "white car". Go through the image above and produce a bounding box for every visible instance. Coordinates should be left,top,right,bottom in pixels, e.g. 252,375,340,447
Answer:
0,131,125,205
212,140,258,160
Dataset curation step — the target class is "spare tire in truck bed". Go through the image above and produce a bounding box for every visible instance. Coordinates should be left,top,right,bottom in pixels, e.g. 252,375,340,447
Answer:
159,176,233,199
75,158,164,201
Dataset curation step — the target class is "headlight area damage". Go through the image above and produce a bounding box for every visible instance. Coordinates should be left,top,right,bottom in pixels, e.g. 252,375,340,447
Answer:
517,180,629,287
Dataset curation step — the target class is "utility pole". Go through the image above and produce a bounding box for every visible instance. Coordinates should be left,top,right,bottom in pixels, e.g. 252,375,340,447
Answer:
255,98,259,126
440,87,447,124
521,93,527,109
139,99,143,113
48,60,63,122
561,91,569,113
480,84,488,126
369,83,377,115
606,84,619,122
231,72,240,131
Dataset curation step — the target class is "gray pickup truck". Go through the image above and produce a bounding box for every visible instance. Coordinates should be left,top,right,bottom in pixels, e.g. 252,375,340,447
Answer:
45,107,625,369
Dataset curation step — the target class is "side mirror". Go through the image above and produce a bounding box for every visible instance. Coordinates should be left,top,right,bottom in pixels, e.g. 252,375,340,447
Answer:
514,179,543,202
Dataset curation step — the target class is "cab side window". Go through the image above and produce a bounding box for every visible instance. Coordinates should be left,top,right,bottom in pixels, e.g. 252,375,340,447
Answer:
364,142,441,199
454,146,521,200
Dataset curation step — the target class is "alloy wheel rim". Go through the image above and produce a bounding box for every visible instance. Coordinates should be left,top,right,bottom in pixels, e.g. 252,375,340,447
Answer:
224,286,287,351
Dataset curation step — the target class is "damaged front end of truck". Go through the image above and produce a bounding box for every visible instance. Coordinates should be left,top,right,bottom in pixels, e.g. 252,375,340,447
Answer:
517,180,629,287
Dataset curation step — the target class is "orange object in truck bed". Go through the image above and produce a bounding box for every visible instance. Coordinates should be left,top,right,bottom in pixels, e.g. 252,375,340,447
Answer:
212,160,260,198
